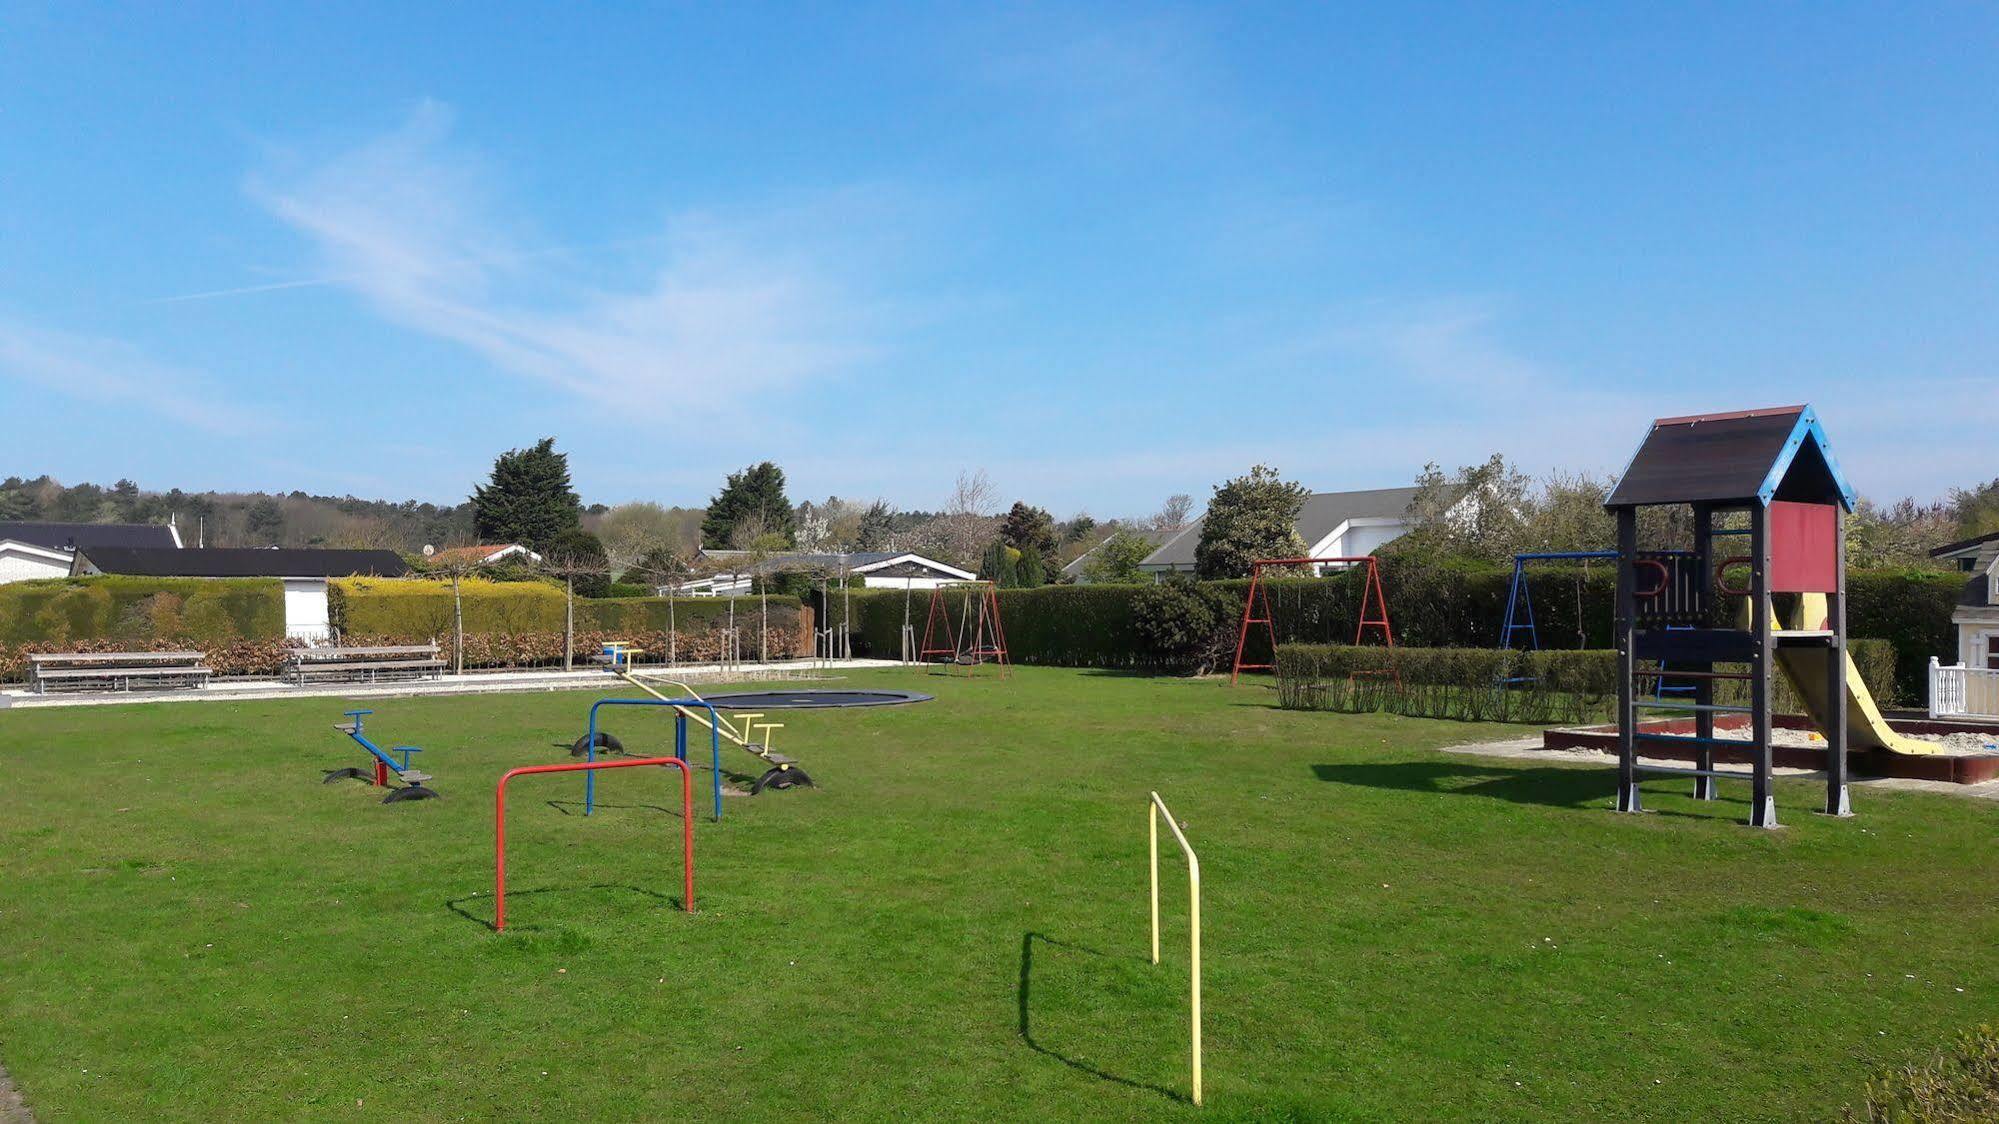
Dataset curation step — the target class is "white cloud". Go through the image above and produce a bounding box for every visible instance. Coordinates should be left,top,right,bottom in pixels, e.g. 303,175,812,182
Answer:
0,316,269,434
245,102,883,411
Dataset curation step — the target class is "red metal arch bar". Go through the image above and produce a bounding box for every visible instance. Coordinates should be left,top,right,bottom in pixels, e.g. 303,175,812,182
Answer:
494,757,694,932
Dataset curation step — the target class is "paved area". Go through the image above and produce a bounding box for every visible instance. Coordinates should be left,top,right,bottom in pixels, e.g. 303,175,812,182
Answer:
0,659,905,710
0,1059,29,1124
1441,736,1999,802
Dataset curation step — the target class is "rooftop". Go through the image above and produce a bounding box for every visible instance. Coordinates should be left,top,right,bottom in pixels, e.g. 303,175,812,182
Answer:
76,547,410,579
0,520,179,552
1142,486,1423,569
1605,404,1856,510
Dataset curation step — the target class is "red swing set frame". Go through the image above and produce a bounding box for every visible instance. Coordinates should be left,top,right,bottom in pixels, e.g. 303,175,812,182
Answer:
1229,556,1395,685
917,580,1010,675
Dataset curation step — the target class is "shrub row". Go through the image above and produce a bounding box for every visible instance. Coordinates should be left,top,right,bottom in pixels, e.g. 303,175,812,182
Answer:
0,636,300,681
0,576,283,647
1273,637,1901,724
1274,645,1618,724
839,585,1162,669
331,578,812,667
829,566,1953,699
0,577,287,680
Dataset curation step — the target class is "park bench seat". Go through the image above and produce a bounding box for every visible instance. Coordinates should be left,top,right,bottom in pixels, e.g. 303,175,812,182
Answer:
288,645,444,686
30,656,210,695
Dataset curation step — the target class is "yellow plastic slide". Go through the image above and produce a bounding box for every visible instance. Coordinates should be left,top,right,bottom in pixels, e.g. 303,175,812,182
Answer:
1770,593,1939,756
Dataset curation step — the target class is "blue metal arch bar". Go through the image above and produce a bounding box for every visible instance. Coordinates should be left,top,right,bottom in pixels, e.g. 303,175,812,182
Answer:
583,697,725,822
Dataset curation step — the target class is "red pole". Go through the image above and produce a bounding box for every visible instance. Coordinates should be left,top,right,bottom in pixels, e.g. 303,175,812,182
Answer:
494,757,694,932
1230,562,1265,685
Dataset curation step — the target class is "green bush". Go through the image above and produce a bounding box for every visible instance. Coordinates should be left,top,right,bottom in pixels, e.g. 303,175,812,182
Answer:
1273,637,1900,724
1845,1025,1999,1122
1130,579,1229,670
0,576,283,648
1274,644,1615,724
0,576,287,682
1849,569,1966,705
329,577,809,668
830,566,1949,686
839,584,1158,668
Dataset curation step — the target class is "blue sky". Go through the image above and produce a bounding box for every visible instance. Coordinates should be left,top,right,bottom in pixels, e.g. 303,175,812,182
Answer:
2,4,1993,518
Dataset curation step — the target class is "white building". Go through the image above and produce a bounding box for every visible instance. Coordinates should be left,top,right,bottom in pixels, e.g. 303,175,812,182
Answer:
1136,487,1426,578
669,550,976,596
1933,531,1999,670
0,520,181,584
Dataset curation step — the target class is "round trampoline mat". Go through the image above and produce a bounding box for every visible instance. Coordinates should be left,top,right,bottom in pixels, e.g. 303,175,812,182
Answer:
698,689,934,710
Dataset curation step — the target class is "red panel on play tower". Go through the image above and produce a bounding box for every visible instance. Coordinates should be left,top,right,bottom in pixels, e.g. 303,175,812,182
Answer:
1769,500,1838,593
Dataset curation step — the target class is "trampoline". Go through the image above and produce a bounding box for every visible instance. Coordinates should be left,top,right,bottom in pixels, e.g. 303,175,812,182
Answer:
698,689,933,710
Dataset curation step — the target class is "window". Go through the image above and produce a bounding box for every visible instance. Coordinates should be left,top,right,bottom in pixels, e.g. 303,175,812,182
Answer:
1965,557,1980,572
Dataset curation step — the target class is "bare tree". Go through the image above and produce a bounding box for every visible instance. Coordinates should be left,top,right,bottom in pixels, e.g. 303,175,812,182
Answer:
948,469,999,517
1151,493,1194,532
622,539,694,665
424,553,481,675
539,544,609,672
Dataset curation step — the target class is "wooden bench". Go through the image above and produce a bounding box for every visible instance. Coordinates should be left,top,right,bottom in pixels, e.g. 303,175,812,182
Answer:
29,651,211,695
289,644,445,686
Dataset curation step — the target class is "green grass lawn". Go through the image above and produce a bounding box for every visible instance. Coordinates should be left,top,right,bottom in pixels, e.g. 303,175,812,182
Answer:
2,666,1997,1121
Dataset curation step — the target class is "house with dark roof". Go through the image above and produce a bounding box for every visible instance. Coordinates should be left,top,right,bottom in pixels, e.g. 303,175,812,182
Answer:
1932,531,1999,674
670,550,976,596
72,547,409,642
1137,486,1427,578
0,520,182,584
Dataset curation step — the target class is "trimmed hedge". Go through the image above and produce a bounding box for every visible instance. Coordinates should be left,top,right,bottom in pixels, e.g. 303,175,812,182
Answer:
1273,637,1902,724
1848,569,1966,705
840,585,1158,668
834,567,1953,699
331,578,811,668
0,576,283,647
1274,645,1617,724
0,576,286,681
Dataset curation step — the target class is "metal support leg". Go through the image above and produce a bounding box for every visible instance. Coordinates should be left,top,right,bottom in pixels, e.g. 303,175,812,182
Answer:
1692,507,1716,800
1749,504,1778,829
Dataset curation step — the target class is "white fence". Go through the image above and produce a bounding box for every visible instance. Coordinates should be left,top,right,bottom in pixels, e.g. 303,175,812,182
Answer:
1930,658,1999,720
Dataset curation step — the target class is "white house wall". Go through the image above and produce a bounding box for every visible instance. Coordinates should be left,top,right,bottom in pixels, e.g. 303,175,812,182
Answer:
860,575,963,591
282,578,333,642
0,545,74,585
1338,520,1408,558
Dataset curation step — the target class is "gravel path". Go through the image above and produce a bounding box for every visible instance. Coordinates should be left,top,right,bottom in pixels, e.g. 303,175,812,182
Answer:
0,1058,31,1124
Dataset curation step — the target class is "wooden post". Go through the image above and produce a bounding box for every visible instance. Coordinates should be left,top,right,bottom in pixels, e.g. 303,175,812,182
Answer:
563,576,575,672
1749,503,1776,828
1825,504,1852,816
1615,507,1641,814
1692,506,1715,800
451,569,465,676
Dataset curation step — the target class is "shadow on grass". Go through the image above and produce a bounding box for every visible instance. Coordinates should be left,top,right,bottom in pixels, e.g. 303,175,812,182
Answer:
1311,760,1754,818
1017,932,1186,1104
445,883,682,932
544,799,683,817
